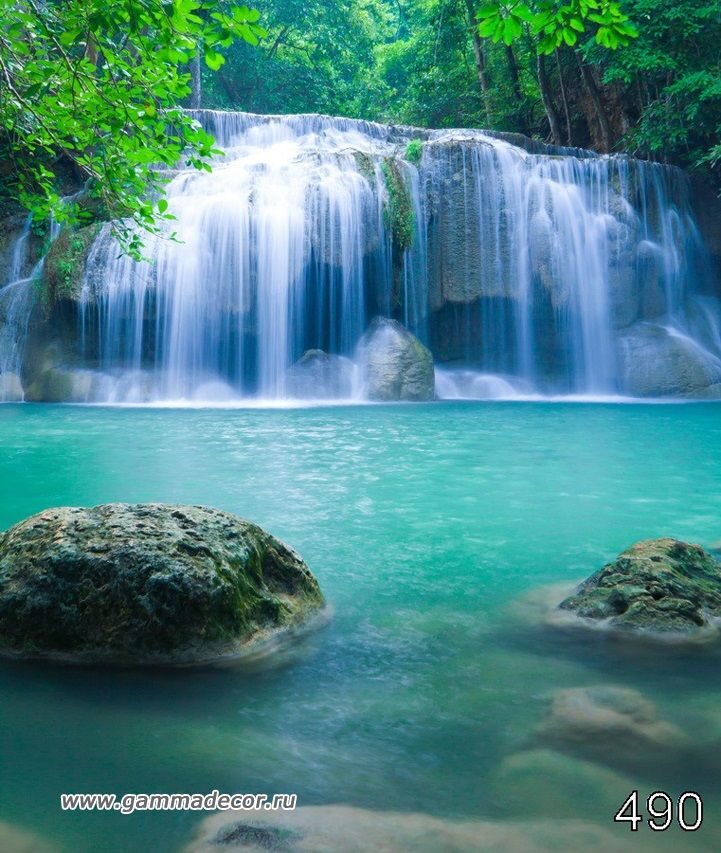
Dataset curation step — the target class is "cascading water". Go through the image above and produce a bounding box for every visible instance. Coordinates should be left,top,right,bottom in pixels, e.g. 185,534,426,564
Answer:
80,114,394,401
0,217,37,401
6,111,721,403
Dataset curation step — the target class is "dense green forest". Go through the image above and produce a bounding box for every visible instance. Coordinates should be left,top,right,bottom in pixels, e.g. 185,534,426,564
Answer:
0,0,719,243
203,0,720,172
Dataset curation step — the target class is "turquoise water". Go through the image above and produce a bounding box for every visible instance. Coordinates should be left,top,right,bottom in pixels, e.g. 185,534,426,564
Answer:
1,401,721,851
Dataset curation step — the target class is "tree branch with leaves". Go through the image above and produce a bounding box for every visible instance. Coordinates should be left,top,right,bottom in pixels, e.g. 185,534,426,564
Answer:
0,0,266,257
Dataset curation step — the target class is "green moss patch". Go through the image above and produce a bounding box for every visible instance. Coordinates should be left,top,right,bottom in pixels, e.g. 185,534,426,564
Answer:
40,224,99,309
381,157,414,252
404,139,423,165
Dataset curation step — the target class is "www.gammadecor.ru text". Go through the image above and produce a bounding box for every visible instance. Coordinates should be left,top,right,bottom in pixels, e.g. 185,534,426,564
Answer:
60,791,297,815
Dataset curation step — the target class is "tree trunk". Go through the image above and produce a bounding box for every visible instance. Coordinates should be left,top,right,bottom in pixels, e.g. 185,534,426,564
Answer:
536,54,562,145
576,56,612,152
190,54,202,110
464,0,492,125
505,44,528,134
555,50,573,146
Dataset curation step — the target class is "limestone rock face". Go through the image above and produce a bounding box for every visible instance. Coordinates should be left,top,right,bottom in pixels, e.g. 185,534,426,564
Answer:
0,504,325,665
557,538,721,638
357,317,435,401
616,323,721,396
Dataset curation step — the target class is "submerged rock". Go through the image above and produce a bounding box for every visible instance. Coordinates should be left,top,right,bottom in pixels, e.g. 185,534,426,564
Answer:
535,685,686,772
0,821,57,853
357,317,435,401
556,538,721,639
490,749,640,819
187,804,639,852
0,504,325,665
285,349,356,399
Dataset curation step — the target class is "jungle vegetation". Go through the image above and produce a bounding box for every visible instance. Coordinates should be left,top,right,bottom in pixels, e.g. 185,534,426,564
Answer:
0,0,719,246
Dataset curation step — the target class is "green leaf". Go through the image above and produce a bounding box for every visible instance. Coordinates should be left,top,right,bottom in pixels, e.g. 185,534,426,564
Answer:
204,49,225,70
478,16,500,38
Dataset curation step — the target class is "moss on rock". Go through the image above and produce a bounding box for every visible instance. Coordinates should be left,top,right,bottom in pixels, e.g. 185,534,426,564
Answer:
352,151,376,183
404,139,423,165
41,224,99,309
0,504,325,665
558,538,721,637
381,157,414,251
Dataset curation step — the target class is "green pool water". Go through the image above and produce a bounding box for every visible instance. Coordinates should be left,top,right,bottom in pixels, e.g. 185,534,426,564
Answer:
1,401,721,852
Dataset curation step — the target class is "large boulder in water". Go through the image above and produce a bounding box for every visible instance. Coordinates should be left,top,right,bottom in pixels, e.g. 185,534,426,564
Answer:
556,538,721,639
0,504,325,665
357,317,435,401
616,322,721,396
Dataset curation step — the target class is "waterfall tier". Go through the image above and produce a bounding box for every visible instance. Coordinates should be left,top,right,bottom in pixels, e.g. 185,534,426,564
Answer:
3,111,721,402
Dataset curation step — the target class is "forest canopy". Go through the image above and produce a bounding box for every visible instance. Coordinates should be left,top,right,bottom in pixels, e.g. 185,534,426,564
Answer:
0,0,719,245
205,0,720,179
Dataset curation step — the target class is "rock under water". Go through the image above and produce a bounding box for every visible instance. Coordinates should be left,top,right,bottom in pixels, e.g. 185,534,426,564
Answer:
0,820,56,853
535,685,687,774
0,504,325,665
186,804,640,852
489,748,641,820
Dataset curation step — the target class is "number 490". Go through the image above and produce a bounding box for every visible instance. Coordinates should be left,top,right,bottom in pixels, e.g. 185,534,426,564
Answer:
615,791,703,832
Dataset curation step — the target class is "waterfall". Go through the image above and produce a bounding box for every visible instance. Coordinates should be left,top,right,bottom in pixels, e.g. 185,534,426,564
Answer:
0,215,66,401
0,217,35,401
5,111,720,403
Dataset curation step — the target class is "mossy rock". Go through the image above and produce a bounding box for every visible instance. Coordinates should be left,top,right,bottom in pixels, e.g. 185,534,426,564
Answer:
0,504,325,665
557,538,721,638
352,151,376,183
380,157,414,251
404,139,423,165
41,224,99,308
